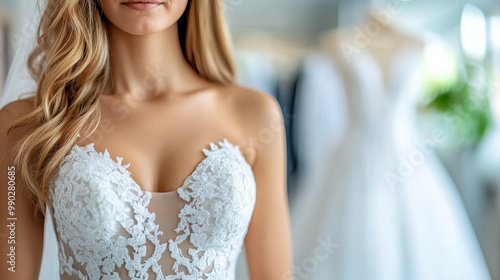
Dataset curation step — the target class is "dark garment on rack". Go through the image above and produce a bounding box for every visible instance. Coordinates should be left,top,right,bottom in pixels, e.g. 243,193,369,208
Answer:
276,67,302,198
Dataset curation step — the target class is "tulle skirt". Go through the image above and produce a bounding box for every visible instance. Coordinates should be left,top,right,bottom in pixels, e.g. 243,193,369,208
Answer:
290,127,491,280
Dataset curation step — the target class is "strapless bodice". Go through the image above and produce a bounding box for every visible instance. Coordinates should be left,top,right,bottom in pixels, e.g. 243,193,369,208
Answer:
48,139,256,280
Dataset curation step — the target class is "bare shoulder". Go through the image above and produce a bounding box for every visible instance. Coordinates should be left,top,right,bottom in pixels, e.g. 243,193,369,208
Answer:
0,98,36,150
217,84,284,133
213,84,285,166
0,98,36,128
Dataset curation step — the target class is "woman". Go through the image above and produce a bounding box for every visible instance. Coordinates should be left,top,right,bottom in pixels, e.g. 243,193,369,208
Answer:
0,0,292,279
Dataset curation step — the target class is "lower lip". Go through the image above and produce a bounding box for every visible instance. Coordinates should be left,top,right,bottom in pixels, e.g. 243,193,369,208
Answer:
122,3,162,11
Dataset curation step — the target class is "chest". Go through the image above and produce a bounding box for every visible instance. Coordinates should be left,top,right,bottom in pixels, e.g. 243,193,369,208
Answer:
78,95,250,193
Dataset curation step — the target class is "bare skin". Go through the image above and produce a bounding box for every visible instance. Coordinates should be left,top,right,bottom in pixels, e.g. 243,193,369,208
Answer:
0,1,292,279
0,99,44,280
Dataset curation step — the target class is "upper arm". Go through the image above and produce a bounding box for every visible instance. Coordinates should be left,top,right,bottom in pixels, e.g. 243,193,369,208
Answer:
238,90,292,279
0,100,45,280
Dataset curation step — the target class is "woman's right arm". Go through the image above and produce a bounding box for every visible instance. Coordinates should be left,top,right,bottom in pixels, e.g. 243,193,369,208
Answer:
0,100,45,280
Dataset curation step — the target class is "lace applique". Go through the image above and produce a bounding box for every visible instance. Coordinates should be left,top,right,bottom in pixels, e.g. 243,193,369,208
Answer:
167,140,256,279
49,139,256,280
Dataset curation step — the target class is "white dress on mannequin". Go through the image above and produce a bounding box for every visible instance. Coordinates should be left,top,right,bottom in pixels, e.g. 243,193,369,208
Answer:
291,25,491,279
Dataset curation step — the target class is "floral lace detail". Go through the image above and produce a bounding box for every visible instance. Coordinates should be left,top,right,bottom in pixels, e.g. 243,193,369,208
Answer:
49,139,256,280
167,140,256,279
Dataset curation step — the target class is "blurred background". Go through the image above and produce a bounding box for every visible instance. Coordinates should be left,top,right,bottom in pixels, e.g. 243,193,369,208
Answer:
1,0,499,279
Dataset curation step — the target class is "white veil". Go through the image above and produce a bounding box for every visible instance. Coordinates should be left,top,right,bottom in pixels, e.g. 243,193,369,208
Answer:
1,0,42,106
1,0,60,279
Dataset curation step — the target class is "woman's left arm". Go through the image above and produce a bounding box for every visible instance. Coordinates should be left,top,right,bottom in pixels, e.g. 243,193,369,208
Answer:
242,92,293,280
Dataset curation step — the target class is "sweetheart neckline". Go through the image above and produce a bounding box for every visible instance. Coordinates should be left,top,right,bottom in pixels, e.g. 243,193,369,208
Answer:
68,138,251,197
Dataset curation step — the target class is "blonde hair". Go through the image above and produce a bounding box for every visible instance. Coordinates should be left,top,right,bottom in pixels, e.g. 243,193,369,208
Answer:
8,0,236,217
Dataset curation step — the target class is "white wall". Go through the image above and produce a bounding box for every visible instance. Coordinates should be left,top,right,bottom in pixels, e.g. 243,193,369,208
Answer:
225,0,500,39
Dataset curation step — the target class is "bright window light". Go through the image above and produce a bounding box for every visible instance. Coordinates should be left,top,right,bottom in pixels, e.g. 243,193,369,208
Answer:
461,4,487,61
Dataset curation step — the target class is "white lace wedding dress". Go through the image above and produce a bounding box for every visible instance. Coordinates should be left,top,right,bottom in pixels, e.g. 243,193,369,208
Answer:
39,138,256,280
291,44,491,279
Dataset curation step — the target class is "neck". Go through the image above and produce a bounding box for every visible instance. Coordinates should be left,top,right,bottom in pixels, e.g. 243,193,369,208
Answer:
103,22,202,99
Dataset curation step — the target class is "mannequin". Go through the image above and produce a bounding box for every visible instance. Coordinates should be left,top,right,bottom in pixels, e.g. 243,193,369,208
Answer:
0,0,292,279
290,1,492,279
334,1,422,65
